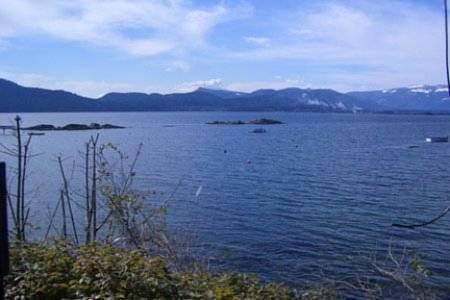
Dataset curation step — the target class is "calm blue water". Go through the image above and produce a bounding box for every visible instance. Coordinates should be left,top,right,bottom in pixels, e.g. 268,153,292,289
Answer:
1,112,450,286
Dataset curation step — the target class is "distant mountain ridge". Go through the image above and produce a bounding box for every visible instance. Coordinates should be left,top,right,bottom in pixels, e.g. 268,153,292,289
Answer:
0,78,449,113
348,85,450,111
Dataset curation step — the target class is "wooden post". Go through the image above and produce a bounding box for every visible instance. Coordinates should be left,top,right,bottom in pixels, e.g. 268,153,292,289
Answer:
0,162,9,300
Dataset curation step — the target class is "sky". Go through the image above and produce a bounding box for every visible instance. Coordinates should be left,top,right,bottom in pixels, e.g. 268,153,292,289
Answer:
0,0,447,97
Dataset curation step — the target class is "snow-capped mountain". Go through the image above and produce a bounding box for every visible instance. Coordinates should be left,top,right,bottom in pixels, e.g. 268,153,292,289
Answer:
348,85,450,111
243,87,381,112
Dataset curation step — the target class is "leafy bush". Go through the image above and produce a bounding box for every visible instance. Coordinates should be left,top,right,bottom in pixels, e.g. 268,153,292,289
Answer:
6,241,336,299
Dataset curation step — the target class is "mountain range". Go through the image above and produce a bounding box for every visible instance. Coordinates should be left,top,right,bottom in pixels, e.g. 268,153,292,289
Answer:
1,78,449,113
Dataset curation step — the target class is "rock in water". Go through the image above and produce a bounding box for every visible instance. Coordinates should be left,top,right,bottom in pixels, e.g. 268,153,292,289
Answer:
23,124,56,131
101,124,125,129
23,123,125,131
252,128,267,133
207,120,246,125
248,118,283,125
61,124,91,130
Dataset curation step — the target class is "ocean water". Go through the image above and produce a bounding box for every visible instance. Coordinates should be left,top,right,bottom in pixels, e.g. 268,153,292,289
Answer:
1,112,450,286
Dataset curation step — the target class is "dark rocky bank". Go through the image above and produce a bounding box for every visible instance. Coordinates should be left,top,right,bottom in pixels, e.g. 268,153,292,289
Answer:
23,123,125,131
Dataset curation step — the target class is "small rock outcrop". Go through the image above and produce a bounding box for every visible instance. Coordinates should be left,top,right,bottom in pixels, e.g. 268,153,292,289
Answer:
23,124,56,131
23,123,125,131
90,123,102,129
102,124,125,129
207,120,246,125
61,124,92,131
248,118,283,125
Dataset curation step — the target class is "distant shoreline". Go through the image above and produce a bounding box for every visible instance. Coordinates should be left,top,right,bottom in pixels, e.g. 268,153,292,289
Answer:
1,110,450,116
2,78,450,114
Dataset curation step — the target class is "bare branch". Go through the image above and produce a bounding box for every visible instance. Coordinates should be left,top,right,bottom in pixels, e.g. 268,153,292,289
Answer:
392,205,450,229
57,156,79,244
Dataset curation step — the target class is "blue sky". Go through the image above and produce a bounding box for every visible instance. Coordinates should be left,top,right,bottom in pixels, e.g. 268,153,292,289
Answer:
0,0,446,97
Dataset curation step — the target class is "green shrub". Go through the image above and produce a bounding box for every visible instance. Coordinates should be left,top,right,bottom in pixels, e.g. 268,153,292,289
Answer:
6,241,335,299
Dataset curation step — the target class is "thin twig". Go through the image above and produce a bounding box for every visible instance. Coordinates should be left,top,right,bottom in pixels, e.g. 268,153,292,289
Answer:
43,194,62,241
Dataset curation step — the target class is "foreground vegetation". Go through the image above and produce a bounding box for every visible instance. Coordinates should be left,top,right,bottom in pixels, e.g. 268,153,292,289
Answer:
6,239,450,300
5,241,337,300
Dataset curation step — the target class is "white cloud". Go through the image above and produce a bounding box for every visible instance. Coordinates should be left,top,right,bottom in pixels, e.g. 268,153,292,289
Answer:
234,2,442,62
243,36,271,47
0,1,444,92
0,0,243,57
292,4,373,46
230,1,445,89
165,60,191,72
125,39,174,57
177,78,223,92
226,77,305,92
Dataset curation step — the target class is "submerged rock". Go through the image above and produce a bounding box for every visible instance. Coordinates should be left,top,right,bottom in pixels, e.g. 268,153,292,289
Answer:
252,128,267,133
